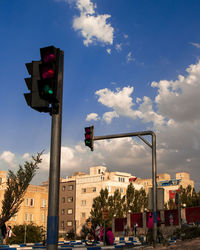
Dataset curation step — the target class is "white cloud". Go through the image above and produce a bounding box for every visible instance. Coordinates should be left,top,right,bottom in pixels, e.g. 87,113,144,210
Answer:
72,0,114,46
94,86,165,125
106,48,111,54
190,42,200,49
115,43,122,52
102,111,119,124
152,61,200,123
86,112,100,121
126,52,134,63
76,0,96,14
22,153,30,159
0,151,16,167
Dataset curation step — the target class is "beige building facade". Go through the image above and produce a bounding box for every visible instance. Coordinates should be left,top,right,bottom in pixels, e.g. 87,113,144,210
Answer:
0,168,195,236
135,172,194,204
0,171,48,229
73,166,143,233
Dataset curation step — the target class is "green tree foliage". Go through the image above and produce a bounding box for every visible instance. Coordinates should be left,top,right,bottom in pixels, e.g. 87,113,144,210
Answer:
89,183,148,227
165,185,200,209
90,188,110,227
179,185,200,207
123,183,148,213
1,152,42,224
9,223,44,244
109,189,125,218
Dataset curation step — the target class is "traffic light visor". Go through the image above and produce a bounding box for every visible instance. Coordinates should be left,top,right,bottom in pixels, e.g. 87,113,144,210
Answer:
40,46,57,63
42,52,55,63
85,127,91,133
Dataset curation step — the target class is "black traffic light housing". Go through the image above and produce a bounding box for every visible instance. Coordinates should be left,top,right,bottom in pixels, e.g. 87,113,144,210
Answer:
24,61,50,112
84,126,94,151
38,46,60,103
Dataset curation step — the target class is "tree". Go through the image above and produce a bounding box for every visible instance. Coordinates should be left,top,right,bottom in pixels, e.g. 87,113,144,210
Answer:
166,198,177,210
1,152,42,224
90,183,148,228
164,185,200,209
123,183,148,213
109,189,125,218
9,223,44,244
179,185,200,207
90,188,110,227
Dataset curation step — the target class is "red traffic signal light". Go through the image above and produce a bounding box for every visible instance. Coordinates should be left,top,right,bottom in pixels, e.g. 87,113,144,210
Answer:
84,126,94,151
38,46,60,103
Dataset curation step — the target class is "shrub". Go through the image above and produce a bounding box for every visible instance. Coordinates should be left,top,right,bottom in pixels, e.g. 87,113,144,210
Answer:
9,223,44,244
173,225,200,240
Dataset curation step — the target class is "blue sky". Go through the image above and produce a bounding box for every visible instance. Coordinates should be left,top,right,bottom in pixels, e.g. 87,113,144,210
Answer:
1,0,200,189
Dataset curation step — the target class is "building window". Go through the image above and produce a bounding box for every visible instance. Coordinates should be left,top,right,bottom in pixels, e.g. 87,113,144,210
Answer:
82,212,86,218
120,188,123,193
68,185,73,191
62,197,65,203
30,198,34,207
41,213,45,222
67,221,73,227
98,169,101,174
42,199,46,208
67,197,73,202
24,213,28,221
118,177,125,182
25,198,29,206
10,214,17,222
62,186,66,191
0,177,2,185
92,187,96,192
61,209,65,215
61,221,65,228
81,200,86,206
101,176,104,180
30,214,34,222
67,209,73,215
82,188,86,193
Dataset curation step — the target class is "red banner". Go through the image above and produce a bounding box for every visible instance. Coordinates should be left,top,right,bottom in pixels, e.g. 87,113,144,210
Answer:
169,190,178,199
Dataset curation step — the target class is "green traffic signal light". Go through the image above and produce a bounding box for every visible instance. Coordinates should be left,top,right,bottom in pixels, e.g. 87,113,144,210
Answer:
84,126,94,151
43,84,53,95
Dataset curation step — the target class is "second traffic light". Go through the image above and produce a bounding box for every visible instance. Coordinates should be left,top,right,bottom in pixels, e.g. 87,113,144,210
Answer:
38,46,60,103
84,126,94,151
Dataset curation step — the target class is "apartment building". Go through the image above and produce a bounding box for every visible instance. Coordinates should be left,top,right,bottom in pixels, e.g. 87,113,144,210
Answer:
73,166,143,233
59,180,76,234
135,172,194,203
11,185,48,228
0,171,48,229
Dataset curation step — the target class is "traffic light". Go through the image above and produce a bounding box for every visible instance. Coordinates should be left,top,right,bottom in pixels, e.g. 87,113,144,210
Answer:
84,126,94,151
38,46,60,103
24,61,50,112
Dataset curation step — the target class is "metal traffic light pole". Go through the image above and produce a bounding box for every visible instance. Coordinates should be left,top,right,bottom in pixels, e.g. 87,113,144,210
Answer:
24,46,64,250
93,130,158,245
47,50,64,250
